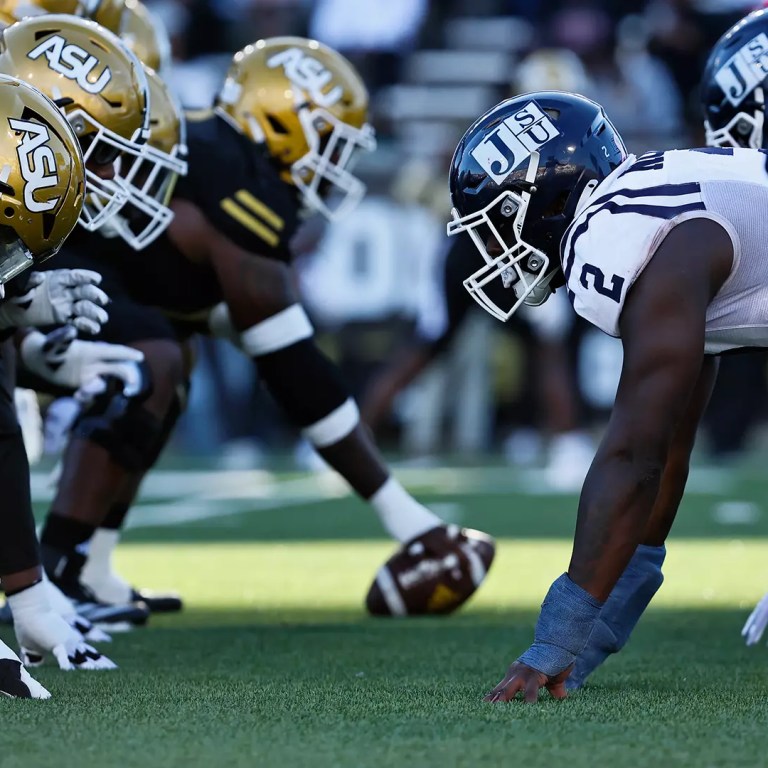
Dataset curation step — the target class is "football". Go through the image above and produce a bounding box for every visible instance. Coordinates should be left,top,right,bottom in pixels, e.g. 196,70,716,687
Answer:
365,525,496,616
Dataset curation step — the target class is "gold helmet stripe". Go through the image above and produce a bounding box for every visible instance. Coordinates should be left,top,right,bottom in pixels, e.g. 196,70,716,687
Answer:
234,189,283,231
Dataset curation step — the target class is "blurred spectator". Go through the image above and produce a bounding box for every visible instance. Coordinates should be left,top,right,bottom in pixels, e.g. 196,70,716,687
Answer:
549,3,685,150
309,0,428,90
645,0,757,136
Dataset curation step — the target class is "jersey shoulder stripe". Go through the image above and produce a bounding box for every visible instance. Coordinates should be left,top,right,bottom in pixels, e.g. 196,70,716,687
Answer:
561,182,703,283
219,189,285,248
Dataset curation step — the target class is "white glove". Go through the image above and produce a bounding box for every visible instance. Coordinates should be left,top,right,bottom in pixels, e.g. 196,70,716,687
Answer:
742,592,768,646
43,577,111,644
0,639,50,699
0,269,109,334
8,582,117,671
20,326,145,396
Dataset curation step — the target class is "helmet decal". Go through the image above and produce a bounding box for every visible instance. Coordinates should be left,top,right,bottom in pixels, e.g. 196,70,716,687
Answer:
470,101,560,184
715,32,768,106
9,116,60,212
27,34,112,94
266,46,343,108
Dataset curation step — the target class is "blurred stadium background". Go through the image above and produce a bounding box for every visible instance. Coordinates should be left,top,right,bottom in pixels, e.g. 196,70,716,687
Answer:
93,0,765,477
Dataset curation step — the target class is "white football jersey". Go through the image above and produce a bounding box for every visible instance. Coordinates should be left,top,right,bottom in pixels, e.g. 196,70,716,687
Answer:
561,147,768,353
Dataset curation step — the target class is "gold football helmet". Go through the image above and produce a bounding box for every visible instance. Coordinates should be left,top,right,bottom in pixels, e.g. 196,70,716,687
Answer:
216,36,376,220
0,0,124,30
0,14,150,231
119,0,170,74
0,74,84,283
112,67,187,249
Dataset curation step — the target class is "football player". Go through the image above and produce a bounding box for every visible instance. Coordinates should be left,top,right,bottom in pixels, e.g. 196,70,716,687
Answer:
31,36,495,617
701,8,768,648
0,73,122,697
0,13,172,626
447,72,768,699
0,0,124,28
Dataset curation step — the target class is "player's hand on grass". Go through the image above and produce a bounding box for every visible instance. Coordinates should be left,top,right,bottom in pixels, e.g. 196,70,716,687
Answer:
742,592,768,646
43,577,112,644
16,612,117,671
8,582,116,671
484,661,572,703
0,639,51,699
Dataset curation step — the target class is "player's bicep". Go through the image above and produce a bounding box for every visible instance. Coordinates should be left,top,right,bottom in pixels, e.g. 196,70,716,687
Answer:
609,227,713,463
207,226,298,331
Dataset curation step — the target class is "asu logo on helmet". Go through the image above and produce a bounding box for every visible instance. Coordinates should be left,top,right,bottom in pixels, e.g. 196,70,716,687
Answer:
0,14,150,232
0,74,84,282
216,37,376,221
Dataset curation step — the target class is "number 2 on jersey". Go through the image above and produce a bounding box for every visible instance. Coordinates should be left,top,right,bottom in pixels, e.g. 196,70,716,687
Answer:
580,264,625,303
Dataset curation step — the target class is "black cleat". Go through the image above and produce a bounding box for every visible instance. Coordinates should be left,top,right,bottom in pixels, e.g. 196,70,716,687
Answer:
130,589,183,614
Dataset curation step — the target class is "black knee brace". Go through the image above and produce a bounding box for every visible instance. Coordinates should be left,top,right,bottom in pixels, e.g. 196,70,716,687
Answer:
73,379,164,472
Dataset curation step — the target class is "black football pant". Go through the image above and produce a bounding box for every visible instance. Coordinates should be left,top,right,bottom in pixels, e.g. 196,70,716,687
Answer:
0,340,39,577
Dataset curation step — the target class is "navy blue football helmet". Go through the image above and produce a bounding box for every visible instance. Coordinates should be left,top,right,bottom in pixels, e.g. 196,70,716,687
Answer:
447,91,626,321
702,9,768,150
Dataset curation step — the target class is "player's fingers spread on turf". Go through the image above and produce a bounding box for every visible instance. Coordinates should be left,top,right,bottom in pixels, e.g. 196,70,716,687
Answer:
523,674,542,704
51,645,75,671
484,668,522,702
545,664,573,700
546,678,569,700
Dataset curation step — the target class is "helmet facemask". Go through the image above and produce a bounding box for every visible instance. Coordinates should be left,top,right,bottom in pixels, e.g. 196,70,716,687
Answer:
72,108,150,231
0,227,34,283
705,86,765,148
108,132,187,249
291,105,376,220
447,151,558,322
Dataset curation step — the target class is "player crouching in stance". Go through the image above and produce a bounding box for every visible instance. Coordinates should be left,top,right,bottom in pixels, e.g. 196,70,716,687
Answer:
26,36,495,619
701,7,768,649
448,82,768,700
0,74,119,697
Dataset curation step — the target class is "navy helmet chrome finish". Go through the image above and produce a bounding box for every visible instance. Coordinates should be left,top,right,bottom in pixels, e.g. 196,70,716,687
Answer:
702,9,768,150
447,91,626,321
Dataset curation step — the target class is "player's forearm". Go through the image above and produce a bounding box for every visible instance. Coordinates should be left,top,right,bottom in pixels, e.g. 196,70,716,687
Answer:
568,449,664,601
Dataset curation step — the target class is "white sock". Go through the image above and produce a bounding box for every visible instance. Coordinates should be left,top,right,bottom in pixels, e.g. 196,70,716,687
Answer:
80,529,132,605
369,477,442,543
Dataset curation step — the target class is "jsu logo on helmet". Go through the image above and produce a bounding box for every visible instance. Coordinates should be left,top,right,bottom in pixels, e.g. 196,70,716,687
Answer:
267,47,342,108
471,102,559,184
9,118,60,214
27,35,112,95
715,32,768,106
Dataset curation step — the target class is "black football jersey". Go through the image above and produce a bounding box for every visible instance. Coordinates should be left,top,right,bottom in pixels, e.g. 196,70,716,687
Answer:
175,110,300,262
49,112,303,324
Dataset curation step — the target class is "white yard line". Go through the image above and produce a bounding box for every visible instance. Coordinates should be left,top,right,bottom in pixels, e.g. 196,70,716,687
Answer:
28,463,734,531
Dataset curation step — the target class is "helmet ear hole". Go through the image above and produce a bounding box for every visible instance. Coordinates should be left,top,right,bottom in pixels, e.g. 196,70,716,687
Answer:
266,114,289,135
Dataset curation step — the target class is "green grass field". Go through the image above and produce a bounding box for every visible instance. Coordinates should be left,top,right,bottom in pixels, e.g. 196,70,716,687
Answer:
4,461,768,767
